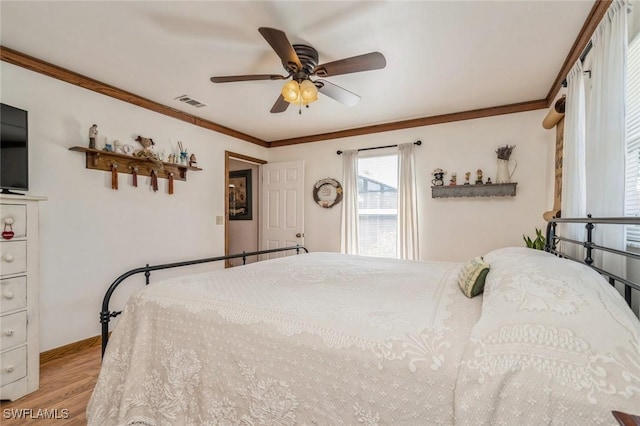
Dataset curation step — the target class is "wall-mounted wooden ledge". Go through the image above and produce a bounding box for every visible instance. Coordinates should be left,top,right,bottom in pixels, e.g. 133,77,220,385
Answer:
69,146,201,181
432,183,517,198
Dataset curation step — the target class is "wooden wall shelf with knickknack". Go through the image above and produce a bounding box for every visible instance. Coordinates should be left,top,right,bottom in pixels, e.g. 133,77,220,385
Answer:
69,146,202,193
432,183,517,198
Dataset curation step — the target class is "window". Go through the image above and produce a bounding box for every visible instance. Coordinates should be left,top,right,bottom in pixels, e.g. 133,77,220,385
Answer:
626,31,640,245
357,154,397,257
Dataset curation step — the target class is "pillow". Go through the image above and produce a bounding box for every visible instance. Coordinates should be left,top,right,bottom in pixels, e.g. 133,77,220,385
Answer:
458,257,490,298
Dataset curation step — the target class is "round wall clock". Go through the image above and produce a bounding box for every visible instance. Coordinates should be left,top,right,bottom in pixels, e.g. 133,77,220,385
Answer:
313,178,343,208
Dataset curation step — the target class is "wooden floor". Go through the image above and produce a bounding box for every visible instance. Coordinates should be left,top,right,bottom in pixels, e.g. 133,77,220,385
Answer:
0,344,101,425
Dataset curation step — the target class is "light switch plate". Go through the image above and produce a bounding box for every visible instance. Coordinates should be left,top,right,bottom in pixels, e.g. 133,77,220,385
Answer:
216,216,224,225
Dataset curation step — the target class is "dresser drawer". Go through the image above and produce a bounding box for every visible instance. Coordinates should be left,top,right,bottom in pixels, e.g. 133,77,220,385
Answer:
0,276,27,314
0,376,27,401
0,204,27,239
0,241,27,276
0,345,27,387
0,311,27,351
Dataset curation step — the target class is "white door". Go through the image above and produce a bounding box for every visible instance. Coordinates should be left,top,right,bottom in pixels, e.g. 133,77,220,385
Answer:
261,160,305,258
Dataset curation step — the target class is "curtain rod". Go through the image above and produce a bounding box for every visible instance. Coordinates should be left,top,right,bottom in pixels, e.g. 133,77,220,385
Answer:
561,41,593,87
336,140,421,155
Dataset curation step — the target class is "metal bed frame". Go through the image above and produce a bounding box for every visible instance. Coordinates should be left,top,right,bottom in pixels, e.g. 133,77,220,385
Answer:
100,245,309,357
545,216,640,309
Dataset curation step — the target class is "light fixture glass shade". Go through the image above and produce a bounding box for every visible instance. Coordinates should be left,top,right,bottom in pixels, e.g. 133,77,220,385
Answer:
281,80,300,103
281,80,319,105
299,80,318,104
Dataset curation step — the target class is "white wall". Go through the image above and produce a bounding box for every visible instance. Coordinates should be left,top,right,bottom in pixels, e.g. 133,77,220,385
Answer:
2,61,555,350
269,110,555,261
1,62,268,351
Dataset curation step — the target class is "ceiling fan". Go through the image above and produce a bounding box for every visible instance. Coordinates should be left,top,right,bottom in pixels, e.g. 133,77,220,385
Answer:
210,27,386,113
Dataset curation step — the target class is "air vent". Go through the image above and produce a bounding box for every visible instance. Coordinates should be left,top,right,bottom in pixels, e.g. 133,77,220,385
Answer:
174,94,207,108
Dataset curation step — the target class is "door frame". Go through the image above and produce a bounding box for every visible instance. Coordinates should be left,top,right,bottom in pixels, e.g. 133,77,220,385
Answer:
225,151,267,267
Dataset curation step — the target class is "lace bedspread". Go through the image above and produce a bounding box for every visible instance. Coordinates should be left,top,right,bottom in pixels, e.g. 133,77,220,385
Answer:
88,252,481,425
455,248,640,425
88,250,640,425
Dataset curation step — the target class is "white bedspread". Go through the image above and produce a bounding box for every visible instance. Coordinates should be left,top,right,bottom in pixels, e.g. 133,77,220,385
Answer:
455,248,640,425
88,252,481,425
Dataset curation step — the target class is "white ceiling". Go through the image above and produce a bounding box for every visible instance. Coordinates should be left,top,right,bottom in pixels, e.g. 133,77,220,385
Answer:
0,1,594,143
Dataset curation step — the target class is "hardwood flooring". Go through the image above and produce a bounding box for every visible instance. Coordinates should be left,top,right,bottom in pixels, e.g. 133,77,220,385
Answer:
0,344,101,425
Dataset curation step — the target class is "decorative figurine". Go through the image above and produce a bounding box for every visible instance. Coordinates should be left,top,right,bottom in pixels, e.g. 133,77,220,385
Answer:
88,124,98,149
486,177,493,184
449,172,457,186
464,172,471,185
189,153,197,167
431,168,446,186
475,169,484,185
135,136,155,150
133,135,161,165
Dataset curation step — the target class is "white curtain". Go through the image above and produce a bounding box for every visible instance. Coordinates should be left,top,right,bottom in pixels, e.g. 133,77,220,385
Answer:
340,150,359,254
397,143,419,260
585,0,627,274
561,60,587,260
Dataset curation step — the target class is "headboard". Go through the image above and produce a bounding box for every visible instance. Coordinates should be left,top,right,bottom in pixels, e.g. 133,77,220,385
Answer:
545,216,640,313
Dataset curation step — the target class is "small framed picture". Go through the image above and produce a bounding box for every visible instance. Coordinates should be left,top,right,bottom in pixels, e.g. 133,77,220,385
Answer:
229,169,252,220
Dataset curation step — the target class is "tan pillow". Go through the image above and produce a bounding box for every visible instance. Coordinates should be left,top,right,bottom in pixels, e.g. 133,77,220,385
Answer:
458,257,490,298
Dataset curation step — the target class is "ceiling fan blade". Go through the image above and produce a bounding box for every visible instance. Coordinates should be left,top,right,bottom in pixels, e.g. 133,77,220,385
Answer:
258,27,302,71
210,74,286,83
314,52,386,77
270,94,290,113
315,79,360,107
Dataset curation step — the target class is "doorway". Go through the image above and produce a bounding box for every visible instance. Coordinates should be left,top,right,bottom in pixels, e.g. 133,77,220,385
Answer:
225,151,267,267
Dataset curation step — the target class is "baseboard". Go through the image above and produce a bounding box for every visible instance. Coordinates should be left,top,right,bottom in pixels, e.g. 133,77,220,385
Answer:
40,335,103,364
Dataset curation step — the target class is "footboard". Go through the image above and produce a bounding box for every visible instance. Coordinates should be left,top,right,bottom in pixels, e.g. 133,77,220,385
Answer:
100,245,308,357
545,216,640,310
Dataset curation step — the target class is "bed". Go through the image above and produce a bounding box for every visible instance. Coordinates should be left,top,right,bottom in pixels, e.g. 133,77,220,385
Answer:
87,218,640,425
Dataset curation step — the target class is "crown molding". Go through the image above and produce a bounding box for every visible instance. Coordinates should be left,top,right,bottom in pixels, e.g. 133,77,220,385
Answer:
1,0,610,147
0,46,268,147
269,99,548,147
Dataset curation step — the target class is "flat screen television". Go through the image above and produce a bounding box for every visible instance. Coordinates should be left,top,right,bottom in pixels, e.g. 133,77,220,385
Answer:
0,103,29,194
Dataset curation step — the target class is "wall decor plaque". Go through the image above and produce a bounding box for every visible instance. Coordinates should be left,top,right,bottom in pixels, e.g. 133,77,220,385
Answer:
313,178,343,208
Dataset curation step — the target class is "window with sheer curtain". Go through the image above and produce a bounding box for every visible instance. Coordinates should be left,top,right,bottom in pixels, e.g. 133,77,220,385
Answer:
357,154,398,257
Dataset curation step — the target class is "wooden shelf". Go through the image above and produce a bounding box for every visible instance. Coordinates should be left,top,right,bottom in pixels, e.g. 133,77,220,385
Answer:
431,183,517,198
69,146,201,182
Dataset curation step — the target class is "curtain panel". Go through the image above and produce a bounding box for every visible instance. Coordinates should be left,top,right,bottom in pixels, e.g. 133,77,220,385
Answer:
585,0,627,275
562,0,627,274
561,60,587,260
340,150,360,254
397,143,419,260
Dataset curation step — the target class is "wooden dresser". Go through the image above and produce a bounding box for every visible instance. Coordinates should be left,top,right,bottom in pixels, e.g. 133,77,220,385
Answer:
0,194,46,401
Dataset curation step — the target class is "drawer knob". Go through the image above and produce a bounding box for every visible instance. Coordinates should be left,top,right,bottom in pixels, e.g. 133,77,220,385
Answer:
3,291,14,299
4,365,14,373
3,254,14,263
2,217,14,225
4,329,14,337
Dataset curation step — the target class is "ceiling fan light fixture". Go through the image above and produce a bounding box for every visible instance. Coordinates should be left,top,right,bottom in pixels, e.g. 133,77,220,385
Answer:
281,80,300,103
211,27,386,113
281,79,318,105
